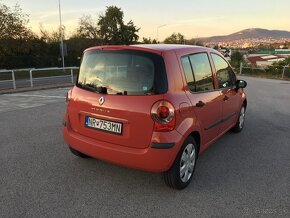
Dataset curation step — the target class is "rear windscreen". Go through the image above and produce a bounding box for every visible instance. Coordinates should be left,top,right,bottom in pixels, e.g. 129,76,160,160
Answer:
77,50,167,95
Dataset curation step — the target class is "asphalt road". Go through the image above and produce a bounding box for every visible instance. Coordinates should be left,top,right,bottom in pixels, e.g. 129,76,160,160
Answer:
0,76,289,217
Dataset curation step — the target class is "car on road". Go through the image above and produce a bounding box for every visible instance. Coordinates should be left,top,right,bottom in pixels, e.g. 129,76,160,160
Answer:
62,44,247,189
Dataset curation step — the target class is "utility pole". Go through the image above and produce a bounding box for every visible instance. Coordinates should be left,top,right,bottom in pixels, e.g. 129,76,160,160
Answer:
58,0,65,69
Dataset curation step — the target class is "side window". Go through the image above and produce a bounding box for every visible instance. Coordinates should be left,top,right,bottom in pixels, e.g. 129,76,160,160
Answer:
189,53,214,92
211,53,236,88
181,56,195,92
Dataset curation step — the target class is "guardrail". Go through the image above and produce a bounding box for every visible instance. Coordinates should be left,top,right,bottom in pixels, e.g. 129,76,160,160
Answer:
0,67,79,89
282,66,290,79
0,69,16,89
29,67,79,87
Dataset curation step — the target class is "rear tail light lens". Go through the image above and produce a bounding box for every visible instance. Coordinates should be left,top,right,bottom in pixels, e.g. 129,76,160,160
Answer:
157,106,170,119
151,101,175,132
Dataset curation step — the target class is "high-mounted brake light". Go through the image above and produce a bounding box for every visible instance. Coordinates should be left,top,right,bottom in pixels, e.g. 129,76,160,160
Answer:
151,101,176,132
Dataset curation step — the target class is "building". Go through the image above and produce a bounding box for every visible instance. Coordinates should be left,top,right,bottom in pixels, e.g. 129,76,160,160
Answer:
247,49,290,67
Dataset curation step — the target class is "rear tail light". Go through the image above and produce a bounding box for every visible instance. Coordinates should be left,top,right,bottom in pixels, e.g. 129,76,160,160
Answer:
151,101,176,132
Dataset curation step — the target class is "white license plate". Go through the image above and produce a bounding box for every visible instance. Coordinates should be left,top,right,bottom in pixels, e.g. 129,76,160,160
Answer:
85,116,122,135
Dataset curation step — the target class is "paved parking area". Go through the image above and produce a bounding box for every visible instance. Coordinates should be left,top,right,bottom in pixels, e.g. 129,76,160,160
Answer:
0,76,289,217
0,88,69,113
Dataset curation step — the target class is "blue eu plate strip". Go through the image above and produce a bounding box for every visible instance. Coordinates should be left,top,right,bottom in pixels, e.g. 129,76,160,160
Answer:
85,116,89,126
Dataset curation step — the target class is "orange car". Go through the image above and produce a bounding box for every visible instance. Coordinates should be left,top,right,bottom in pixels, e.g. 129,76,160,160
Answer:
62,44,247,189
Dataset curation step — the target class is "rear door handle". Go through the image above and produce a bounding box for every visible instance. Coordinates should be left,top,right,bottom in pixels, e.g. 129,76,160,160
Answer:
196,101,206,107
223,96,229,101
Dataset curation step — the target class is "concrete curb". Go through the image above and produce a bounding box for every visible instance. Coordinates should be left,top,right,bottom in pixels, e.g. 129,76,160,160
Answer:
0,83,73,94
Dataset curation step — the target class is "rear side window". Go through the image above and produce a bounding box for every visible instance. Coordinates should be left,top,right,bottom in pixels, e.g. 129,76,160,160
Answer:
211,53,236,88
181,53,214,92
181,57,196,92
77,50,167,95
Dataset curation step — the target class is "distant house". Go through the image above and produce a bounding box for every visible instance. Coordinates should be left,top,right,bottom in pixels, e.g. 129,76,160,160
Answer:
247,49,290,67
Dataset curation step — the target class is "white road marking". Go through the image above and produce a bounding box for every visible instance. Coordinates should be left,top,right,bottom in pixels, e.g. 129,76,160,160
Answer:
4,94,65,99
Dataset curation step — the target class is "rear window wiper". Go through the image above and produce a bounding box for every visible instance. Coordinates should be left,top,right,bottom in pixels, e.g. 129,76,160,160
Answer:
78,84,108,94
95,86,108,94
78,83,98,92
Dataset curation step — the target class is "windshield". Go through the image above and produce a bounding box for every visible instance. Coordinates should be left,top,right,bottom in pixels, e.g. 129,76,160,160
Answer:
77,50,167,95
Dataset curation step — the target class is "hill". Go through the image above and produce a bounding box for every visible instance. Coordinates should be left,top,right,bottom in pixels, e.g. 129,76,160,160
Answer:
201,28,290,42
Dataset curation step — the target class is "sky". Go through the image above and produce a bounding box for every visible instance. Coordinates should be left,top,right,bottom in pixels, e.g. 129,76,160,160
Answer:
2,0,290,40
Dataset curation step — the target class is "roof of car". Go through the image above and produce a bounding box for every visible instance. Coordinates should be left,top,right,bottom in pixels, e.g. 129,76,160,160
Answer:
84,44,215,55
132,44,202,51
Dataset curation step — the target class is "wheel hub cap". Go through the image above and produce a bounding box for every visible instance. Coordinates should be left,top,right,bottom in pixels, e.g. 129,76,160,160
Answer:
239,107,245,129
180,143,196,183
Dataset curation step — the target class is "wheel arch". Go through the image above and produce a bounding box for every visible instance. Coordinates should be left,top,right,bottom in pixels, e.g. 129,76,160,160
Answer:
189,131,201,158
243,98,247,109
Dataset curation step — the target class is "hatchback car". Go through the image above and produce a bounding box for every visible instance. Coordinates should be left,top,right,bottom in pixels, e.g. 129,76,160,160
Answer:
62,44,247,189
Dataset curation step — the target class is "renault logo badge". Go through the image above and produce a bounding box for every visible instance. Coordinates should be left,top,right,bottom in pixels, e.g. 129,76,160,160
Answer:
99,96,105,105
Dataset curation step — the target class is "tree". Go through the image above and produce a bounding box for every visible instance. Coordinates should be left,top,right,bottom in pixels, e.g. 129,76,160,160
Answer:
266,57,290,75
164,33,185,44
119,20,139,45
230,51,244,69
39,24,62,43
0,2,34,39
77,15,99,40
98,6,139,45
76,6,139,45
66,34,101,65
142,37,157,44
0,2,44,69
284,56,290,65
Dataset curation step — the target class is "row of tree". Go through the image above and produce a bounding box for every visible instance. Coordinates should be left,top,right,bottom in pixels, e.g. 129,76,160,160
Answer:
1,3,198,70
1,2,245,70
0,3,142,69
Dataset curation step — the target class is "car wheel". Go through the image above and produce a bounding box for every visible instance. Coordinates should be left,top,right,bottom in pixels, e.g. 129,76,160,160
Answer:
231,105,246,133
164,136,197,189
69,147,90,158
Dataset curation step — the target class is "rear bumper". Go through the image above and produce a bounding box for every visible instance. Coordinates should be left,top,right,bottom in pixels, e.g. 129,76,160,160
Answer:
62,118,184,172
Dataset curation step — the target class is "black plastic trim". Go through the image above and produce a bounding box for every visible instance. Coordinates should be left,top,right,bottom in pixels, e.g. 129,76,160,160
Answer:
205,119,222,130
151,142,175,149
222,112,237,123
205,112,237,131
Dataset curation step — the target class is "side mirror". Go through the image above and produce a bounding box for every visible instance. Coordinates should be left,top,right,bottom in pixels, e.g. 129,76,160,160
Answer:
236,80,247,89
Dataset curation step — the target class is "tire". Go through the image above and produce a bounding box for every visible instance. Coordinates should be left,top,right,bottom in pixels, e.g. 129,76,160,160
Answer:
231,105,246,133
164,136,198,190
69,146,90,158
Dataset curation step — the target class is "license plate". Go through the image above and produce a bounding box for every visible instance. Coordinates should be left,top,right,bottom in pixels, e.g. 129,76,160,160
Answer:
85,116,122,135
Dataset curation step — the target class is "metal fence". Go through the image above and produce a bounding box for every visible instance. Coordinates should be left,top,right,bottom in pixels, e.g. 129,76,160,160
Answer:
239,63,290,79
0,69,16,89
281,66,290,79
0,67,79,90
